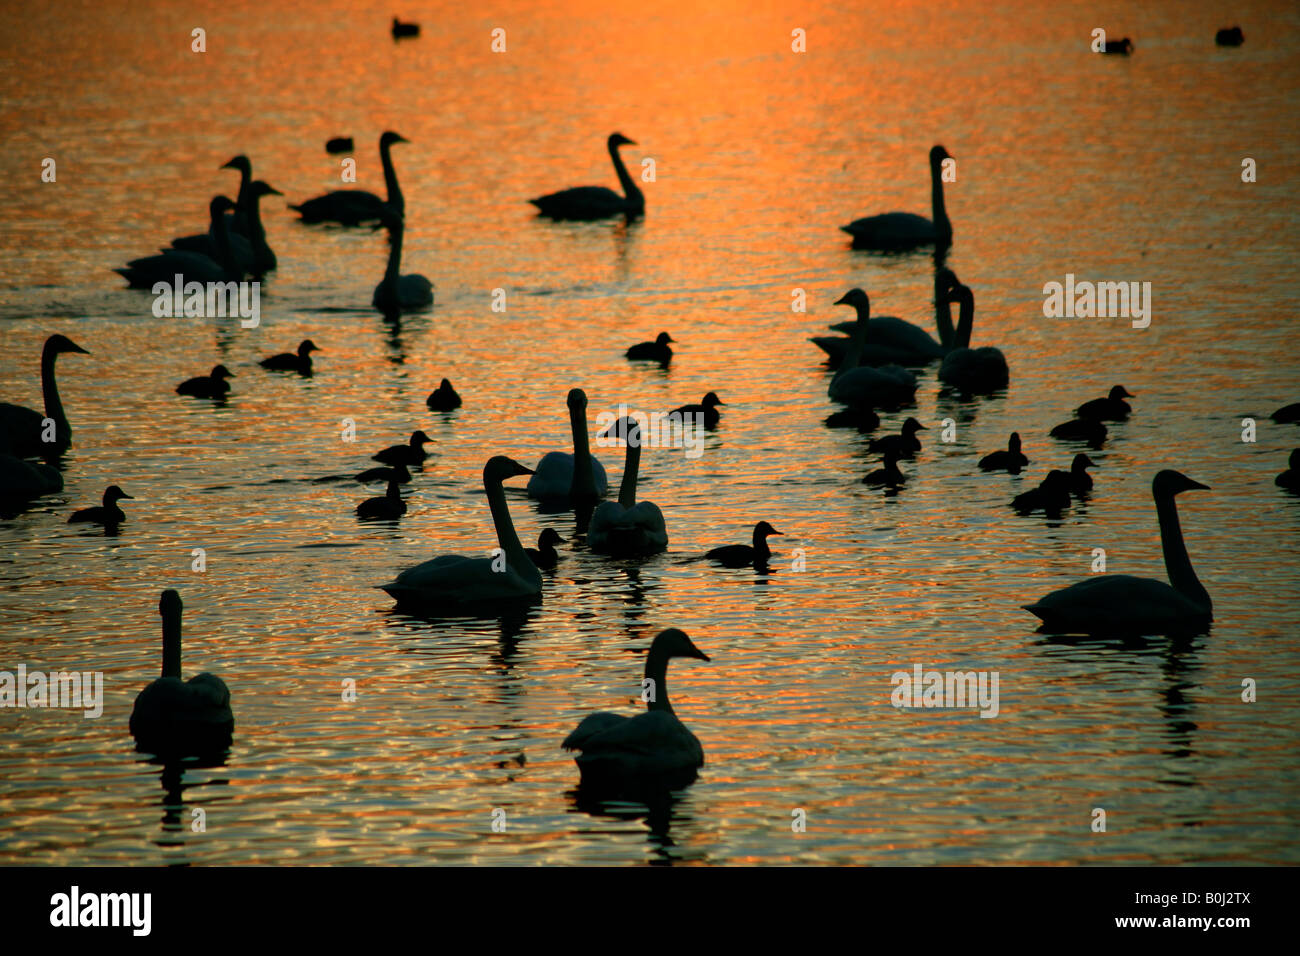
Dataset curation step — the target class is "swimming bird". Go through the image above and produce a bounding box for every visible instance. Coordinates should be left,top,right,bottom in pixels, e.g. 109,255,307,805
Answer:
129,590,234,756
1276,449,1300,491
259,340,320,375
562,628,710,787
824,407,881,432
626,332,674,364
170,181,281,275
525,528,565,569
0,334,89,459
372,430,432,466
979,432,1029,473
1270,403,1300,424
426,379,462,411
391,17,419,38
1024,471,1212,634
0,453,63,499
671,391,725,428
1011,471,1071,515
862,450,907,487
1069,454,1097,495
1102,37,1133,54
812,269,958,367
357,478,406,520
380,456,542,608
116,196,242,287
526,389,609,502
1216,26,1244,46
841,145,953,251
68,485,133,526
869,417,927,458
1076,385,1133,421
372,206,434,315
326,137,354,154
588,416,669,556
938,283,1009,393
529,132,644,220
1050,417,1108,446
291,131,408,225
827,290,918,408
176,365,234,399
705,521,782,567
355,462,411,484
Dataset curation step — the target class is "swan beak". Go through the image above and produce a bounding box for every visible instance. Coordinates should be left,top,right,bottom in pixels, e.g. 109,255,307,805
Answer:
120,493,135,499
67,342,90,355
769,529,784,536
266,187,283,196
917,424,929,430
1189,479,1210,491
833,294,851,306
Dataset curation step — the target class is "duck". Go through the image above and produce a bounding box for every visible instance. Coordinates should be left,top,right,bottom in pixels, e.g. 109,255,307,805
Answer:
326,137,354,154
1270,403,1300,424
1102,37,1133,54
824,406,881,432
1276,449,1300,491
176,365,234,399
0,453,63,499
862,450,907,487
937,282,1009,394
1024,471,1212,634
526,389,609,502
68,485,133,526
529,133,644,220
259,339,320,375
372,430,432,466
129,590,234,756
671,391,725,428
291,131,408,225
372,206,434,315
562,628,710,786
426,378,462,411
391,17,420,38
827,289,918,408
1076,385,1133,421
357,479,406,520
705,521,782,567
355,462,411,484
1011,471,1072,515
841,145,953,251
1216,26,1244,46
626,332,674,364
868,417,927,458
170,181,281,275
588,416,669,556
380,456,542,608
0,334,89,459
1069,454,1097,495
812,268,958,367
525,528,565,569
1050,417,1108,446
116,196,242,287
979,432,1029,473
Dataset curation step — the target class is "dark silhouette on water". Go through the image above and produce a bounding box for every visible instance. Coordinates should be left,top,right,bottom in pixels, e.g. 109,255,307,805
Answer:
260,339,320,376
68,485,133,527
529,133,644,220
372,430,432,466
526,389,609,503
869,417,927,458
426,378,462,411
391,17,419,39
1076,385,1133,421
842,145,953,251
356,462,411,484
588,416,669,557
862,449,907,487
705,521,782,567
1050,416,1108,447
626,331,674,365
1270,402,1300,424
1102,37,1133,54
524,528,564,569
671,391,725,428
291,131,408,225
1215,27,1243,47
372,207,433,317
1069,453,1097,496
1012,470,1071,516
326,137,354,154
813,268,957,367
117,196,241,286
176,365,234,399
170,180,281,276
979,432,1029,473
357,478,407,519
0,333,89,460
1277,449,1300,491
828,289,918,409
937,282,1008,394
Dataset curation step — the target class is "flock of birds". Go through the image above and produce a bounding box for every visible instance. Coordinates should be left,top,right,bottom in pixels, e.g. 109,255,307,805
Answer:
1,21,1289,796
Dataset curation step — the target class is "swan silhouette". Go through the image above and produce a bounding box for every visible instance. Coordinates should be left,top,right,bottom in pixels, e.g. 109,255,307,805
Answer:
0,454,62,499
170,181,281,275
812,268,958,367
260,339,320,375
979,432,1029,473
130,590,233,756
868,417,927,458
705,521,782,567
117,196,241,286
529,133,644,220
626,331,675,364
176,365,234,399
380,456,542,608
426,379,462,411
527,389,609,501
357,478,406,520
0,334,89,459
1271,403,1300,424
1076,385,1133,421
372,430,432,466
68,485,133,526
562,628,710,786
938,282,1009,393
1276,449,1300,491
372,207,434,315
827,290,918,408
588,416,669,556
525,528,565,569
1024,471,1212,634
291,131,408,225
842,146,953,251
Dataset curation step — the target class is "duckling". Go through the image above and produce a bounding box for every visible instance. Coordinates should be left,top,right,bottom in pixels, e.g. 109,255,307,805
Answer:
391,17,420,38
1050,417,1108,446
1012,470,1072,515
672,392,725,428
1276,449,1300,491
426,378,462,411
1069,454,1097,495
355,463,411,484
260,339,320,375
357,479,406,519
979,432,1029,473
868,417,927,458
625,332,675,364
372,430,432,466
1102,37,1133,54
524,528,565,569
1215,26,1244,46
1076,385,1133,421
68,485,133,526
705,521,782,567
862,450,907,486
176,365,234,399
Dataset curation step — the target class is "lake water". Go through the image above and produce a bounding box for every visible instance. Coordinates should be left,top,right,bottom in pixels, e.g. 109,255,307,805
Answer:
1,0,1297,865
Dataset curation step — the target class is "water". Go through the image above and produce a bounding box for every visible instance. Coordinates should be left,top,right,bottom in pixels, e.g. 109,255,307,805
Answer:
1,0,1298,865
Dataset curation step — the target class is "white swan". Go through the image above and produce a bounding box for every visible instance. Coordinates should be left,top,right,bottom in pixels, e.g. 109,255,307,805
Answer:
526,389,609,501
380,456,542,608
372,207,434,314
117,196,242,287
291,131,408,225
1024,470,1212,635
841,145,953,250
0,334,90,459
812,268,959,366
562,628,710,785
129,590,234,756
827,290,917,408
529,133,644,220
938,282,1009,393
588,416,668,556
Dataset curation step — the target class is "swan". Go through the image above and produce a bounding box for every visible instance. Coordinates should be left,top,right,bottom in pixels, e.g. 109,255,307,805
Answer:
827,290,918,408
1024,470,1212,634
1271,403,1300,424
588,416,669,556
526,389,609,501
868,417,926,458
116,196,242,287
372,206,434,315
938,282,1009,393
671,391,725,428
1276,449,1300,491
705,521,782,567
626,332,674,364
168,155,251,241
529,133,644,220
979,432,1029,473
291,131,408,225
372,430,432,466
129,590,234,756
1076,385,1133,421
862,450,907,486
0,453,63,498
1069,453,1097,495
357,478,406,520
391,17,419,38
0,333,89,459
1050,417,1108,446
380,456,542,608
841,145,953,251
260,339,320,375
562,628,710,786
1216,27,1244,46
1011,471,1071,515
170,181,280,275
1102,38,1133,54
525,528,565,569
812,268,959,367
176,365,234,399
426,378,462,411
356,462,410,484
68,485,133,526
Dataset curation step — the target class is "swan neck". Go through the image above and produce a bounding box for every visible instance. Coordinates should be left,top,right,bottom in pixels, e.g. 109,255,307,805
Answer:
1156,492,1211,611
935,280,955,349
609,141,643,209
40,344,68,433
931,157,950,237
486,473,527,562
569,406,596,499
644,645,673,714
161,609,182,680
618,440,640,508
384,222,403,289
835,303,871,377
381,140,403,208
955,291,974,349
212,205,235,277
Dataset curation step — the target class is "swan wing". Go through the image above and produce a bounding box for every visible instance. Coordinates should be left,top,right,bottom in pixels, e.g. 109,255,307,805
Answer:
382,554,540,604
526,451,608,498
0,453,63,495
570,710,704,773
841,212,936,247
1024,575,1209,634
589,501,669,554
562,711,628,750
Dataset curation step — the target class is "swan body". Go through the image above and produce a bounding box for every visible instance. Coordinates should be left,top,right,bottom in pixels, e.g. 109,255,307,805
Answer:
705,521,781,567
130,590,233,756
1011,471,1071,514
813,269,958,367
117,196,241,287
562,628,709,786
1271,403,1300,424
0,454,63,498
525,528,564,569
291,131,407,225
171,181,280,275
0,334,89,459
372,207,433,314
1276,449,1300,491
260,339,320,375
827,290,918,408
68,485,132,526
671,392,725,428
357,479,406,519
529,133,644,220
527,389,608,501
588,416,669,556
1024,471,1212,635
380,457,542,608
869,417,926,458
842,146,953,251
426,379,461,411
176,365,234,398
372,430,432,466
938,283,1009,393
979,432,1028,473
626,332,674,364
1076,385,1133,421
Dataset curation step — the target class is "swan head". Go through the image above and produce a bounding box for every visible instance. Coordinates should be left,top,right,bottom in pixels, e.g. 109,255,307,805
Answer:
1108,385,1133,400
210,365,234,379
538,528,564,547
1153,470,1208,498
221,156,251,175
45,334,90,357
1072,453,1096,471
483,456,535,484
599,415,643,445
566,388,589,412
380,131,409,148
408,430,432,447
700,391,725,408
104,485,133,504
210,195,237,218
159,589,182,617
902,417,928,435
297,340,321,357
438,378,455,391
608,132,637,148
655,332,675,345
651,628,710,662
754,520,783,540
930,145,952,165
943,282,974,307
935,268,960,292
249,180,282,199
833,288,870,316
